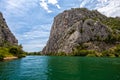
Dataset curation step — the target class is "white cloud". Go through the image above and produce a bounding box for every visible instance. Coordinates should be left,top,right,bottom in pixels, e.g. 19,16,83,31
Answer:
97,0,120,17
97,0,108,3
79,0,120,17
23,43,46,52
40,0,52,13
48,0,58,4
2,0,61,14
18,24,51,40
80,0,91,8
23,40,47,52
16,24,51,52
39,0,60,13
48,0,61,9
3,0,38,16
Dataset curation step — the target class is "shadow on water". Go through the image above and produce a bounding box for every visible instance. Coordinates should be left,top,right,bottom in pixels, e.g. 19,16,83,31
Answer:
0,56,120,80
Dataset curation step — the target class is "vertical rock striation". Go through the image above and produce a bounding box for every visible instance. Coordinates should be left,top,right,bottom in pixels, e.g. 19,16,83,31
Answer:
0,12,18,47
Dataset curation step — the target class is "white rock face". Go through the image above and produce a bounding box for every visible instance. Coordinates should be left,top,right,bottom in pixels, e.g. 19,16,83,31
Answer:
42,8,115,54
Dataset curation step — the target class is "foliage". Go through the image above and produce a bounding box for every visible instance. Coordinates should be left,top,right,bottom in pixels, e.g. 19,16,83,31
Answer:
44,52,67,56
57,52,67,56
72,8,88,11
104,34,117,43
9,46,26,58
85,15,120,43
86,54,96,57
0,54,4,61
99,17,120,42
102,17,120,30
72,45,96,56
0,45,26,61
43,45,120,57
27,52,41,55
113,45,120,57
0,47,12,61
9,47,18,55
102,45,120,57
0,47,13,57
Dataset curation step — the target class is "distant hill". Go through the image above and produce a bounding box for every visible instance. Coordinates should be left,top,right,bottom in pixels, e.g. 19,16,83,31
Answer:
42,8,120,57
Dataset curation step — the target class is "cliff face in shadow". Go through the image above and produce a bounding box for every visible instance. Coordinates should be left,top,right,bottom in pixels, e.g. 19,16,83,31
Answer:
42,8,120,56
0,12,18,47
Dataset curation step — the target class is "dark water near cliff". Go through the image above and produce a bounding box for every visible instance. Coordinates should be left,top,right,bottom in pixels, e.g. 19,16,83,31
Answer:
0,56,120,80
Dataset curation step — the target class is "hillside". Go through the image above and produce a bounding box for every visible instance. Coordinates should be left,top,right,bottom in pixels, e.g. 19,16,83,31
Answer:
0,12,26,60
42,8,120,57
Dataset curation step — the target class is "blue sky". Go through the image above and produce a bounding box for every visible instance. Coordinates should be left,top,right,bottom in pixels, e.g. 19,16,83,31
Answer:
0,0,120,52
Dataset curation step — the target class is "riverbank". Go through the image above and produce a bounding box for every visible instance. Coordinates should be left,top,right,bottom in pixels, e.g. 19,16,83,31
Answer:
3,56,18,60
0,46,27,61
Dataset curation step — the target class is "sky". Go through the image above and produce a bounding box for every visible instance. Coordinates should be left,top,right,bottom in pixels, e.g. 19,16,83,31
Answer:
0,0,120,52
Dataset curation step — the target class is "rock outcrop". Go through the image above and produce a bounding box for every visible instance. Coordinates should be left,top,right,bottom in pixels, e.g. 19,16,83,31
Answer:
0,12,18,47
42,8,120,55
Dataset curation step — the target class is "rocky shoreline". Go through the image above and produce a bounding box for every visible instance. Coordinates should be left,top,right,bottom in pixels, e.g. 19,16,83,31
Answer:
3,56,18,60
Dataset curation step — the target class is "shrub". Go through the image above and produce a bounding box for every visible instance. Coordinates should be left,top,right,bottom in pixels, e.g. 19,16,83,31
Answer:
102,17,120,30
27,52,41,55
0,47,12,58
102,51,115,57
0,54,4,61
114,45,120,52
113,45,120,57
9,46,26,58
104,34,116,43
114,53,119,57
87,54,96,57
57,52,67,56
9,47,18,55
102,45,120,57
73,49,96,56
0,45,26,60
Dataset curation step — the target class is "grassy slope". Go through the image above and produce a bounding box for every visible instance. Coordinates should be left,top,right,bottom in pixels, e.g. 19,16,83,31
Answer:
0,46,26,61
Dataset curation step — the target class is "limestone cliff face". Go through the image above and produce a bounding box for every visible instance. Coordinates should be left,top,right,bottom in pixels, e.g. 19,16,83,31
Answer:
0,12,18,46
42,8,119,54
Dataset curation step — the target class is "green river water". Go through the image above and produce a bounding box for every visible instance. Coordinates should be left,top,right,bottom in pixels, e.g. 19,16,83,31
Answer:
0,56,120,80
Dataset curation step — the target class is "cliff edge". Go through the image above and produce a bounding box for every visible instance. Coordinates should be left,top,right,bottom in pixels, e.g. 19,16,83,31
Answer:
0,12,18,46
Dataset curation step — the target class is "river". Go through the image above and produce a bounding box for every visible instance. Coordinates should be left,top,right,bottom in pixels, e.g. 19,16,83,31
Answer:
0,56,120,80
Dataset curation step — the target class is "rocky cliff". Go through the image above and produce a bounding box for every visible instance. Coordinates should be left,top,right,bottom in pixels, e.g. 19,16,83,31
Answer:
0,12,18,47
42,8,120,56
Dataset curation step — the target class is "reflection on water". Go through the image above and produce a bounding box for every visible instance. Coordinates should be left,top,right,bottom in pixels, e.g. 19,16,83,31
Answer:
0,56,120,80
